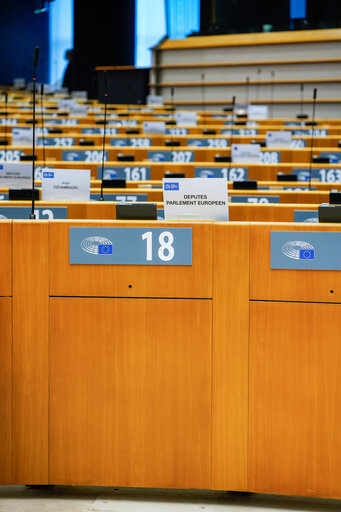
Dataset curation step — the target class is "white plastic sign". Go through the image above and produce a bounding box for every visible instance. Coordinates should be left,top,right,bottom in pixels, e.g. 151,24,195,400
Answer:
163,178,228,221
231,144,261,164
175,111,197,126
143,121,166,134
266,131,292,148
0,163,31,188
247,105,268,120
42,168,90,201
147,95,163,107
12,128,33,147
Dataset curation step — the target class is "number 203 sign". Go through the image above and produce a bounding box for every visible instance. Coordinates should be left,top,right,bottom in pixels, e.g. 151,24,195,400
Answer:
69,227,192,265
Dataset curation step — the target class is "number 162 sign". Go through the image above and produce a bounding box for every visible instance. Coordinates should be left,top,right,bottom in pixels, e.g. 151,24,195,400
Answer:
69,227,192,265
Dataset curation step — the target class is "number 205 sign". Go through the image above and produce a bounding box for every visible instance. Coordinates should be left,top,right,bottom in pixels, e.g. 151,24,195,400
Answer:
69,227,192,265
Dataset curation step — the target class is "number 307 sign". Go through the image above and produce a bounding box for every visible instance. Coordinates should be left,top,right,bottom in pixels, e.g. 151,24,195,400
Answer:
69,227,192,265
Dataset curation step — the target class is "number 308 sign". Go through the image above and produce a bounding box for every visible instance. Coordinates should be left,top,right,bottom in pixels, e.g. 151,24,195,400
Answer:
69,227,192,265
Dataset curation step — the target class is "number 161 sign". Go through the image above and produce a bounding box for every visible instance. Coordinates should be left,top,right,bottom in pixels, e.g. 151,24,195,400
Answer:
69,227,192,265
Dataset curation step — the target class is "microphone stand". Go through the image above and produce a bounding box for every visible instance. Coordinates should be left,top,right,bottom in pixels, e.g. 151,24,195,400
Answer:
40,83,46,169
99,71,108,201
30,46,39,220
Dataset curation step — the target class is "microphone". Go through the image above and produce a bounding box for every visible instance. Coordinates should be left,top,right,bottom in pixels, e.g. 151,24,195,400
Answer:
40,84,46,169
256,68,261,102
228,95,236,167
245,76,250,104
308,88,318,190
201,73,205,116
30,46,39,220
270,70,275,118
99,70,108,201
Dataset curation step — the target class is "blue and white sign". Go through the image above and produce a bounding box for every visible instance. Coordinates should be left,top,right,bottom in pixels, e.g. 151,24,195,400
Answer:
148,150,194,163
97,166,151,181
69,227,192,265
292,168,341,182
0,150,22,162
157,208,164,220
12,127,32,147
82,127,118,135
320,152,341,164
142,121,165,134
221,128,258,136
260,151,281,164
0,206,67,219
109,120,138,127
231,195,279,203
62,150,108,162
232,144,261,164
110,137,152,147
0,193,9,200
271,231,341,270
266,131,292,148
38,137,75,147
110,138,130,147
292,129,328,137
91,193,148,202
187,138,228,148
195,166,248,181
294,211,319,222
42,169,90,201
166,128,188,136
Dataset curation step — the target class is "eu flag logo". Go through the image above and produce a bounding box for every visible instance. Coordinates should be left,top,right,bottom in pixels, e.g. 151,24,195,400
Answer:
98,244,113,255
299,249,315,260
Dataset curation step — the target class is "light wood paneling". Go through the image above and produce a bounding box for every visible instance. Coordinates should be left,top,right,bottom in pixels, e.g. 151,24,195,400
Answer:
0,298,12,484
49,221,213,298
160,29,341,50
153,57,341,69
250,223,341,302
49,297,211,487
0,222,12,297
212,223,249,490
249,301,341,498
12,221,49,484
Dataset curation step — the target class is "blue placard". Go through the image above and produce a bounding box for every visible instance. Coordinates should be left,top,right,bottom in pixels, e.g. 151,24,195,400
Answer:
292,129,328,136
221,128,258,136
320,152,341,163
284,122,304,126
0,193,9,200
81,127,118,135
90,193,148,202
194,166,248,181
165,128,188,135
271,231,341,270
292,168,341,182
108,120,138,127
260,151,281,164
69,227,192,265
283,186,316,191
97,166,151,180
110,137,152,148
291,139,306,148
0,150,22,162
62,150,108,162
294,211,319,222
0,206,67,219
231,195,280,203
148,150,194,163
110,138,130,147
157,208,164,220
187,138,228,148
37,137,75,147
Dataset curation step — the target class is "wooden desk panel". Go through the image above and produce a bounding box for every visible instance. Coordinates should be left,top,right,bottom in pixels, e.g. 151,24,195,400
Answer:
49,221,213,298
0,222,12,297
250,223,341,302
0,298,12,484
49,297,211,487
249,301,341,498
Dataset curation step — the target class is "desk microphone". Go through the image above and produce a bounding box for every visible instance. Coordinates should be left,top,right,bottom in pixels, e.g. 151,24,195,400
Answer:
256,68,261,102
270,71,275,118
245,76,250,104
30,46,39,220
201,73,205,116
99,71,108,201
228,95,236,167
308,88,317,190
40,84,46,169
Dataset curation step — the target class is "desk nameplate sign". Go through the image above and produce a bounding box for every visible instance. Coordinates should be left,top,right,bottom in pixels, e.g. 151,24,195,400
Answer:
232,144,261,164
175,111,197,126
163,178,228,221
143,122,166,135
62,150,108,162
69,227,192,265
12,127,33,147
110,137,152,147
97,166,151,180
0,162,31,188
294,211,319,222
271,231,341,270
148,150,194,163
266,131,292,148
42,169,90,201
221,128,258,136
82,128,118,135
166,128,188,135
320,152,341,163
0,206,67,219
195,166,248,180
187,138,228,148
38,137,75,147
